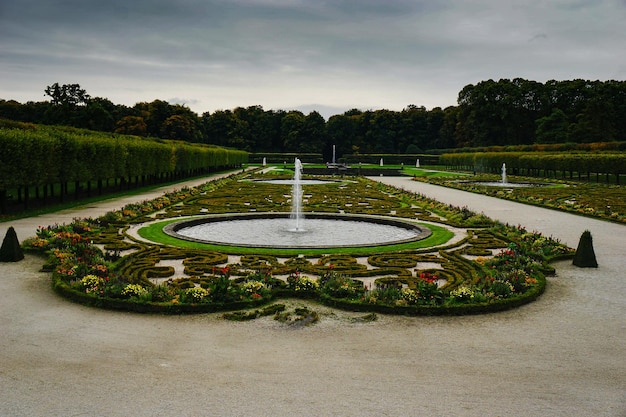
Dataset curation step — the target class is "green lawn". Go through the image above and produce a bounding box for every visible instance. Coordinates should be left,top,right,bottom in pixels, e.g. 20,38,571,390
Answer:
138,217,454,256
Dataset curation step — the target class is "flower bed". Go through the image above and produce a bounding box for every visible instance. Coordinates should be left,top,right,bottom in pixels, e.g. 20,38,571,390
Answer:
22,171,574,317
416,174,626,223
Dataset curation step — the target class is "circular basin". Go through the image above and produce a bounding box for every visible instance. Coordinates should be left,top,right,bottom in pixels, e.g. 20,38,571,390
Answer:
164,213,431,249
255,179,334,185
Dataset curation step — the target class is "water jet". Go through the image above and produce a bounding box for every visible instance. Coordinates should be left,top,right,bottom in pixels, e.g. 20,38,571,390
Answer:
163,157,431,249
291,157,304,231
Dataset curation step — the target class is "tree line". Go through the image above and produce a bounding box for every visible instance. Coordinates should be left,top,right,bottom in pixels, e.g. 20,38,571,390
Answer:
1,78,625,159
455,79,626,147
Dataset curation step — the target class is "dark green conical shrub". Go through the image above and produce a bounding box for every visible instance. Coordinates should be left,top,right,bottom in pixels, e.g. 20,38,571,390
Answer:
0,226,25,262
572,230,598,268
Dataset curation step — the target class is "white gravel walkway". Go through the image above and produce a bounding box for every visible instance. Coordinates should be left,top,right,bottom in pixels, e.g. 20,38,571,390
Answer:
0,174,624,417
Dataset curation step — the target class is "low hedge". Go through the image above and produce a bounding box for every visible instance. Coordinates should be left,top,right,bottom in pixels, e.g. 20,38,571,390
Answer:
318,274,546,316
51,269,546,316
51,275,271,314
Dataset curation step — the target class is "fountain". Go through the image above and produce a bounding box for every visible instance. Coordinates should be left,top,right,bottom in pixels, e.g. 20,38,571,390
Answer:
291,158,304,231
380,158,384,166
163,157,432,249
166,213,429,249
464,162,543,188
326,144,349,170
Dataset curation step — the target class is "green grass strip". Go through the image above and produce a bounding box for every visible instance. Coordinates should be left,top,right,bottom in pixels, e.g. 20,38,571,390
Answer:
137,218,453,256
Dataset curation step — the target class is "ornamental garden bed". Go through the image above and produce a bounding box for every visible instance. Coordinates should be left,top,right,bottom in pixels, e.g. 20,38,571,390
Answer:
415,173,626,224
22,170,574,318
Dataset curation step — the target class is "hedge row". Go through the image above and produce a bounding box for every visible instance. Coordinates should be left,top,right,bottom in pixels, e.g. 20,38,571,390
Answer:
437,141,626,154
248,152,323,164
0,123,248,207
441,152,626,182
247,153,441,166
341,153,440,165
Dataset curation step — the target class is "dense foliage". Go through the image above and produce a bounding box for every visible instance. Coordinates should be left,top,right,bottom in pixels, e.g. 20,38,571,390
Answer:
2,78,625,158
456,79,626,147
0,121,247,213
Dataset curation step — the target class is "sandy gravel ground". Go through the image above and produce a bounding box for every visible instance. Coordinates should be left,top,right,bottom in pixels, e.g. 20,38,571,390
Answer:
1,175,625,416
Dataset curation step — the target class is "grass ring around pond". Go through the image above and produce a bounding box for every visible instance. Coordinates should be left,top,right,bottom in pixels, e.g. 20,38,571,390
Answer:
136,214,455,256
164,213,432,249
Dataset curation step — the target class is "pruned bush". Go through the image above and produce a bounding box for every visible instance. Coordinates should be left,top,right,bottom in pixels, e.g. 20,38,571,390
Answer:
0,226,24,262
573,230,598,268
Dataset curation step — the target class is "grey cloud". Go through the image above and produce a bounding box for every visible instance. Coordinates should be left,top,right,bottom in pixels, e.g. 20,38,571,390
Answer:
529,33,548,42
1,0,625,114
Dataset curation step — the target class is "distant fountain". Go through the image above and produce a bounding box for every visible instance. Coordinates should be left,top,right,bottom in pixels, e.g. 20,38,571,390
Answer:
416,158,420,168
291,158,304,231
466,162,542,188
380,158,383,166
262,157,266,166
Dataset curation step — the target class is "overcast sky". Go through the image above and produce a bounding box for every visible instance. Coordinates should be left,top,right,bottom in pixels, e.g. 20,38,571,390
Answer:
1,0,625,118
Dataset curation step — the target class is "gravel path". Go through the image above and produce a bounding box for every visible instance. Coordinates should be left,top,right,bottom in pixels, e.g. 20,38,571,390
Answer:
1,175,625,416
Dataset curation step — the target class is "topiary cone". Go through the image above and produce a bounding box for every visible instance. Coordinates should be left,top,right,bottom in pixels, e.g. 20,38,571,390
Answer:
572,230,598,268
0,226,25,262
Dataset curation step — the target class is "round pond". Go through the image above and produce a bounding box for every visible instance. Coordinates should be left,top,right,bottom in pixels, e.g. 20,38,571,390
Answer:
255,179,335,185
164,213,431,249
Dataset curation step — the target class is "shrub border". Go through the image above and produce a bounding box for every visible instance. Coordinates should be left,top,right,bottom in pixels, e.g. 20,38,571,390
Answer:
318,274,546,316
51,274,271,314
50,270,546,316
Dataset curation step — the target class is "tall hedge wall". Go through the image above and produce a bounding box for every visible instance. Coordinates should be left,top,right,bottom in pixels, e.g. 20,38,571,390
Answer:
341,154,440,165
440,152,626,181
0,125,248,202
